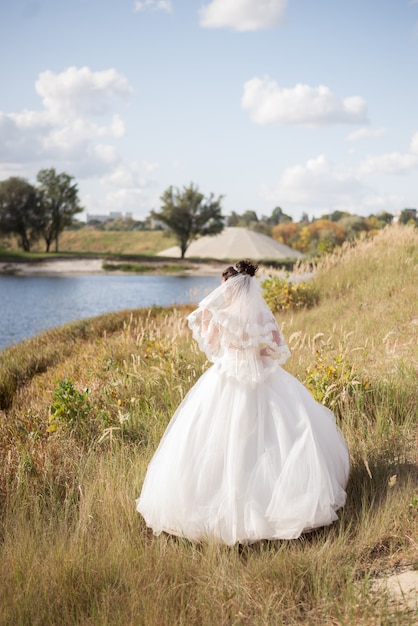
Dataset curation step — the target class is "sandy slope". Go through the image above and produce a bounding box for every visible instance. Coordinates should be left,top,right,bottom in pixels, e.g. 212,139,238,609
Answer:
0,259,104,275
372,569,418,611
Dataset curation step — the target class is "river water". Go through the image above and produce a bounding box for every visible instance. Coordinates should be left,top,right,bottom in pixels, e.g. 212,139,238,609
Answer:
0,274,220,351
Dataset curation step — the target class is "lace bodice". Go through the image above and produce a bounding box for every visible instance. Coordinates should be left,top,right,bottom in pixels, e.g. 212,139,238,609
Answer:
187,274,291,376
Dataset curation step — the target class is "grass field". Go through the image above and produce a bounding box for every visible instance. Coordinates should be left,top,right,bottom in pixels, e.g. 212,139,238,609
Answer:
0,224,417,625
1,227,177,258
55,228,177,255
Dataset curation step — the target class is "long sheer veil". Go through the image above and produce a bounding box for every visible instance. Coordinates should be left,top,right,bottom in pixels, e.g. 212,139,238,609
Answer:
187,273,291,366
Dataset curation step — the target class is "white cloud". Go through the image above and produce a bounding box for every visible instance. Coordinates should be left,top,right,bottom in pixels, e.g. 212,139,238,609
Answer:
242,78,368,126
410,131,418,154
92,144,119,165
260,134,418,218
101,162,156,189
35,66,133,121
199,0,287,32
82,190,125,217
0,67,164,219
260,155,368,215
86,185,159,218
134,0,172,13
0,67,132,177
347,127,387,142
96,161,160,216
359,152,418,175
142,160,159,173
172,159,187,170
361,193,406,211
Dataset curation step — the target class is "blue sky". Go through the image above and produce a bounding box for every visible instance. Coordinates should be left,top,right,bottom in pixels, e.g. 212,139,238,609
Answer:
1,0,417,221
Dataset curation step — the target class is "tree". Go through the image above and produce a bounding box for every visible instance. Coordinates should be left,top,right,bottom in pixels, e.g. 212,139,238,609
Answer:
339,215,368,241
269,206,292,225
304,219,346,254
227,211,241,226
37,168,83,252
323,210,350,223
152,183,224,258
272,221,299,247
376,211,394,225
240,210,258,226
0,177,42,251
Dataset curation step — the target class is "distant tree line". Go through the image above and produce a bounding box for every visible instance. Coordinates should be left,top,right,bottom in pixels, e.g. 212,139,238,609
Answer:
270,208,417,255
0,168,83,252
1,169,417,258
225,206,417,256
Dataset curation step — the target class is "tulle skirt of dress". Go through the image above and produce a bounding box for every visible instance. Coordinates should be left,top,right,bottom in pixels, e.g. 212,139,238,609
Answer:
136,351,350,545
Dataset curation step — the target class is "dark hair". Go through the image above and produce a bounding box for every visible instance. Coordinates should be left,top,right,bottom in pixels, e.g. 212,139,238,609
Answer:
222,259,258,281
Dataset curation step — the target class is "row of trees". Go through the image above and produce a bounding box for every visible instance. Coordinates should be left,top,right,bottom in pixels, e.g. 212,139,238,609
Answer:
153,191,418,257
0,169,82,252
1,171,417,258
270,209,417,255
0,176,221,258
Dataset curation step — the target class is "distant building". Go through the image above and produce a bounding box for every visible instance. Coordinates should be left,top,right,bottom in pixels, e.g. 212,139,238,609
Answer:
393,208,417,223
86,212,133,224
86,214,108,223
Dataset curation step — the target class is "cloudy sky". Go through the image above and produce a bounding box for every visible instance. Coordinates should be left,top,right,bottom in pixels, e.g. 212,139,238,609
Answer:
1,0,417,221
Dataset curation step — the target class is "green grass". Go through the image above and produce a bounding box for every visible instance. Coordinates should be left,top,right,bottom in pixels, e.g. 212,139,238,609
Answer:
0,228,177,257
41,228,177,255
102,262,196,274
0,224,417,625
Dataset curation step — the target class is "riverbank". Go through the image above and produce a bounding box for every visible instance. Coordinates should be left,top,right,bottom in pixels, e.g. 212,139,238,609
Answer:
0,257,224,276
1,226,417,624
0,256,290,277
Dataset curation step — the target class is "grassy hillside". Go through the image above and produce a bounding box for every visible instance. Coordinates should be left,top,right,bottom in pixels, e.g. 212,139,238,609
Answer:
288,224,418,378
3,227,177,256
0,225,417,625
56,227,177,255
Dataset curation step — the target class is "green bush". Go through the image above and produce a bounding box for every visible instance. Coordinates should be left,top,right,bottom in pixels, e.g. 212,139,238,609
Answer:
261,275,319,312
48,379,92,440
305,347,370,418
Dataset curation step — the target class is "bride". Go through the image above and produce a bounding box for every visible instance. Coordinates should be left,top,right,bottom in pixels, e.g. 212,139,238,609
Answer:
136,260,350,544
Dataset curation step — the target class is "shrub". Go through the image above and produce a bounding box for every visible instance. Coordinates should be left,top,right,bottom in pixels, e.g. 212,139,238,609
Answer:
261,275,319,312
47,379,92,440
305,346,370,419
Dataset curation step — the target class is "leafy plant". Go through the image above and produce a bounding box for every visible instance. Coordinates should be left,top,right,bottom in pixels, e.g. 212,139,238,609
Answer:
48,379,92,438
305,347,370,418
261,275,319,312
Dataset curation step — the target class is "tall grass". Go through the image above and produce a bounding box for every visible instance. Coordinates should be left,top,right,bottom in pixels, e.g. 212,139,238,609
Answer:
0,224,417,625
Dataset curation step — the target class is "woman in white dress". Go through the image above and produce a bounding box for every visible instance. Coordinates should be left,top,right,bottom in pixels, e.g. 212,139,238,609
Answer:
136,260,350,545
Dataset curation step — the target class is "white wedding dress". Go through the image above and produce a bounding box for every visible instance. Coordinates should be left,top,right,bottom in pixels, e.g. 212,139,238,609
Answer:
136,274,350,545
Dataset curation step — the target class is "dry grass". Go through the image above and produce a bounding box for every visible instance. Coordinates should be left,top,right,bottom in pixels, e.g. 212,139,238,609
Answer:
0,224,417,625
34,228,177,255
288,223,418,377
